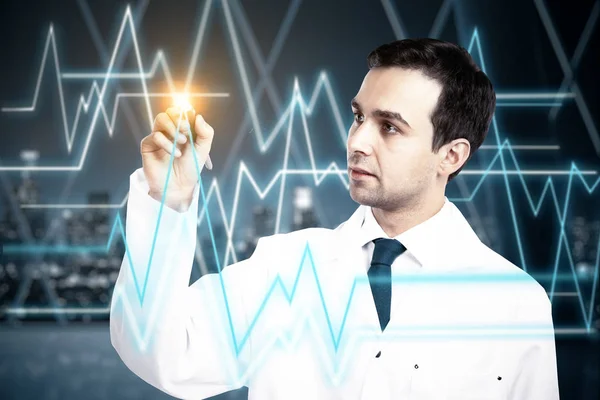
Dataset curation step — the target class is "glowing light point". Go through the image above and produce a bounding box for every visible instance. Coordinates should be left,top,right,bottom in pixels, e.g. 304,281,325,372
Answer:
173,93,193,112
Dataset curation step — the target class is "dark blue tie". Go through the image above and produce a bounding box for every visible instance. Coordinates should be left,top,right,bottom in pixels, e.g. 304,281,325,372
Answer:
368,238,407,331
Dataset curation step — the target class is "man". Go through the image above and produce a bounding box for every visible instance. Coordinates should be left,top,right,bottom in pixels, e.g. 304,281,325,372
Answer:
110,38,559,399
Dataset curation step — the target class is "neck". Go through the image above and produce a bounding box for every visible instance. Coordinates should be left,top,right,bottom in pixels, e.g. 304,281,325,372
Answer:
371,193,445,238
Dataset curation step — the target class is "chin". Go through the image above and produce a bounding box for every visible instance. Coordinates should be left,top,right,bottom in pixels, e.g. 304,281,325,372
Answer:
349,186,377,206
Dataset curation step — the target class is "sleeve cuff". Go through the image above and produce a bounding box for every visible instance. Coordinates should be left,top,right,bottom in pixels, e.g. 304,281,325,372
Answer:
130,167,201,216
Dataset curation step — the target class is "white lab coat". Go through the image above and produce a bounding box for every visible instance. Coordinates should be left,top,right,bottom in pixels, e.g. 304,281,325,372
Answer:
110,168,560,400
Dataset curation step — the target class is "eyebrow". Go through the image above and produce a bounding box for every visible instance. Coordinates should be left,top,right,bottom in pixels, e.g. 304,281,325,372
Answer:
351,98,412,129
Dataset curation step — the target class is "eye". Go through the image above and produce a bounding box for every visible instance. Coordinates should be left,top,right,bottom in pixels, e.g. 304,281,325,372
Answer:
382,122,399,134
353,112,364,123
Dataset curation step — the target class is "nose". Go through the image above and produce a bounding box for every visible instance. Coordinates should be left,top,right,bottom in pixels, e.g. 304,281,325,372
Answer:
347,121,375,156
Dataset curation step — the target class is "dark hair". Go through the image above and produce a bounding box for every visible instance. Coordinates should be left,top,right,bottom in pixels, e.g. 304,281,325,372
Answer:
367,38,496,182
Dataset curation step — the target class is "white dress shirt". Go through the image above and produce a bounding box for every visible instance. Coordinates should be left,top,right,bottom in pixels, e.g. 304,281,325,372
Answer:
110,167,560,400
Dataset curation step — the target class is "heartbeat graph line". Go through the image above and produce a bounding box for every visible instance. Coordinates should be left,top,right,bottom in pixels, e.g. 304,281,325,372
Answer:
0,2,581,170
1,0,598,355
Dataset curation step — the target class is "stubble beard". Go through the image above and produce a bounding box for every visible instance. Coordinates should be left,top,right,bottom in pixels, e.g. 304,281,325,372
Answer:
350,180,390,209
349,179,422,212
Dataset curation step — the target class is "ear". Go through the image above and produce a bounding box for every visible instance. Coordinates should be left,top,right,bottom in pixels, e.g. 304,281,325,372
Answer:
438,138,471,179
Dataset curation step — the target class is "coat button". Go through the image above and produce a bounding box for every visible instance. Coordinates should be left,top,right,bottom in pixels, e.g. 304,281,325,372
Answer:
414,364,419,369
497,376,502,381
375,351,381,358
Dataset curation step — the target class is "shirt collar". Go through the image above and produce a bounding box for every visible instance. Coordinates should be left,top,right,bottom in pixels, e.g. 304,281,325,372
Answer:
356,196,463,268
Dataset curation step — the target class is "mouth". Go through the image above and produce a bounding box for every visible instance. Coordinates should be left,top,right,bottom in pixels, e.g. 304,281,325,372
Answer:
348,166,376,180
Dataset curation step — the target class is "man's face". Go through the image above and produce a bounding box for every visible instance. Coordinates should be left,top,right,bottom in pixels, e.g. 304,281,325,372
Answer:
347,67,443,211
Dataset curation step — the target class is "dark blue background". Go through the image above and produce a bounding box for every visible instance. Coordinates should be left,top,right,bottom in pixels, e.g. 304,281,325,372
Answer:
1,0,599,399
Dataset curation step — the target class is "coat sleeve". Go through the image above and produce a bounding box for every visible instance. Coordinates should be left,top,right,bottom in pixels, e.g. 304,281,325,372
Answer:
109,167,269,399
509,281,560,399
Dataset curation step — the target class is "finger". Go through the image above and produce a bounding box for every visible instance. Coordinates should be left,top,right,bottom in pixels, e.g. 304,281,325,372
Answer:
185,107,197,142
166,107,191,142
151,131,183,158
141,133,161,153
184,107,196,125
193,113,215,149
153,112,186,144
